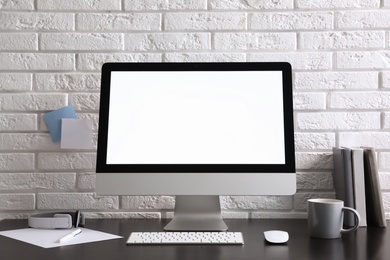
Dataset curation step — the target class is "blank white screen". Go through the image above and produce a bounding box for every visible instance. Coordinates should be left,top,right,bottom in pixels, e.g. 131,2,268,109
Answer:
106,71,285,164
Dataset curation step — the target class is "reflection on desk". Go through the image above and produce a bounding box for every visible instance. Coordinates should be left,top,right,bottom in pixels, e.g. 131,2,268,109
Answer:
0,219,389,260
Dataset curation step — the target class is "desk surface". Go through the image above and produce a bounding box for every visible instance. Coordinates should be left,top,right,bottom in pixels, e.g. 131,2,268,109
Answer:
0,218,388,260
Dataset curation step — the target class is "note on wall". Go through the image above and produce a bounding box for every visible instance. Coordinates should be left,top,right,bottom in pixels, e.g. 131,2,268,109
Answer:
44,105,77,142
60,118,93,149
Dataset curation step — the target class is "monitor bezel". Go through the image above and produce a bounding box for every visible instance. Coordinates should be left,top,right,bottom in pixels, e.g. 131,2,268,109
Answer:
96,62,295,173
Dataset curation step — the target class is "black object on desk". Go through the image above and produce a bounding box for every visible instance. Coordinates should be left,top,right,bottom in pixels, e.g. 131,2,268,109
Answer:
0,219,389,260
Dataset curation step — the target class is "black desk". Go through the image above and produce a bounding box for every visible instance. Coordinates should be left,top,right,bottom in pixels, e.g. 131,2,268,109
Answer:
0,219,388,260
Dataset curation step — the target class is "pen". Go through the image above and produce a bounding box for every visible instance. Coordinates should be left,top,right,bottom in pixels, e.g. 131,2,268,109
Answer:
58,229,82,243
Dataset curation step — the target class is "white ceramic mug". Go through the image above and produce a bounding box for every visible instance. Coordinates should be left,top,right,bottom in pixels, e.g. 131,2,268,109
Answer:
308,198,360,239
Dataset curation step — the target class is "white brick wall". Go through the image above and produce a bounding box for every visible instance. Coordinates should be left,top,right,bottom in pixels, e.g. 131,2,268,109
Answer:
1,0,389,220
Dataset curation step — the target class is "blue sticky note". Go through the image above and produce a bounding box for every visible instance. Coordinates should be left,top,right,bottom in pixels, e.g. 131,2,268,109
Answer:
44,105,77,142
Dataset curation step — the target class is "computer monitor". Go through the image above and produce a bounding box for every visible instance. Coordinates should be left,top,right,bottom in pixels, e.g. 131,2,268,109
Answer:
96,62,296,231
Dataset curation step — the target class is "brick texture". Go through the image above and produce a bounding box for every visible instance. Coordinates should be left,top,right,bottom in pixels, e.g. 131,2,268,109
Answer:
1,1,389,220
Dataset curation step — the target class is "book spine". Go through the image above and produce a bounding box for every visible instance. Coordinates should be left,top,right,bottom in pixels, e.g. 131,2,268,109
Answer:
351,149,367,227
363,148,387,227
342,148,356,227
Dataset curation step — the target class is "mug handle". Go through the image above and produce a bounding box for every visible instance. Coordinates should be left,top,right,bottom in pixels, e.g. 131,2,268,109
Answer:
341,207,361,233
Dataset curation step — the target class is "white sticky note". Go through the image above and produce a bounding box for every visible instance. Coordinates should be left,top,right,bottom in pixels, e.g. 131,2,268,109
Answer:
61,118,93,149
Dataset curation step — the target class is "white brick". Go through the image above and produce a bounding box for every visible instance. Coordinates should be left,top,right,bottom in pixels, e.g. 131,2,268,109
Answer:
337,10,390,29
38,114,50,131
379,173,390,189
383,193,390,210
294,92,326,110
77,53,161,71
221,196,293,210
214,33,296,50
295,72,378,90
0,73,32,91
229,212,257,219
165,13,246,30
0,153,34,171
77,113,99,131
0,114,37,131
169,0,207,10
165,53,246,62
251,212,306,219
37,193,119,210
78,172,95,190
222,211,249,218
164,211,174,218
0,53,75,70
0,134,58,151
125,33,210,51
295,152,333,170
35,73,100,91
0,194,35,210
388,31,390,48
336,51,390,69
384,112,390,129
250,12,332,30
330,92,390,109
0,12,74,30
383,72,390,89
294,133,336,150
122,196,175,209
0,212,31,220
339,132,390,149
68,93,100,111
38,152,96,170
0,0,34,9
210,0,293,9
379,154,390,169
84,212,162,219
0,93,66,111
37,0,120,10
125,0,206,10
124,0,169,10
77,13,161,31
296,172,333,190
250,52,332,70
92,133,98,149
41,33,123,51
297,112,380,130
297,0,380,8
0,173,76,191
300,31,384,50
0,33,37,50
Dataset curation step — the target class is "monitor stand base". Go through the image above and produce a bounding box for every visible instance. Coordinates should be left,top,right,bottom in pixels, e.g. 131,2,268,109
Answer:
163,195,228,231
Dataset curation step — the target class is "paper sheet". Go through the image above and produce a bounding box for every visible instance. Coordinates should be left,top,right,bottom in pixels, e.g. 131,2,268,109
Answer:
61,118,93,149
44,105,77,142
0,228,122,248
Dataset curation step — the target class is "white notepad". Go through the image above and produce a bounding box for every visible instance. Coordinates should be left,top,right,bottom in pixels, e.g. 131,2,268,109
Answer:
0,227,122,248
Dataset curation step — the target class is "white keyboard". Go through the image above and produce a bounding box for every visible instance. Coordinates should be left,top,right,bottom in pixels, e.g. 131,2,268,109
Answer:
127,232,244,245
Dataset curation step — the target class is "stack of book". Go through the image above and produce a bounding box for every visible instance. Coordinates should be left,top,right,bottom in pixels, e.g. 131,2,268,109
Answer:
332,147,387,228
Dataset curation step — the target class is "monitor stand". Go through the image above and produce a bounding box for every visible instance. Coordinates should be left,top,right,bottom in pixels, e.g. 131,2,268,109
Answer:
163,195,228,231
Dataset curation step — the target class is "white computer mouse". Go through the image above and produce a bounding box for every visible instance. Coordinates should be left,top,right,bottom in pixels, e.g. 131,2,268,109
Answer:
263,230,289,244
